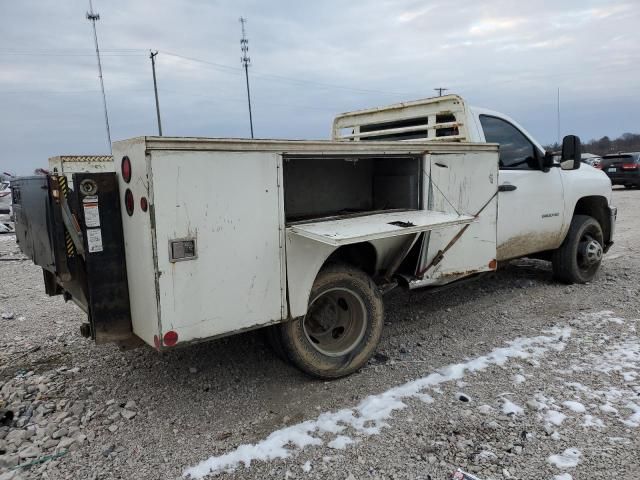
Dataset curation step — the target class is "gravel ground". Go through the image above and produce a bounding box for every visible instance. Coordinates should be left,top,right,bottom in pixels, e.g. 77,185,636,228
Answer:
0,188,638,480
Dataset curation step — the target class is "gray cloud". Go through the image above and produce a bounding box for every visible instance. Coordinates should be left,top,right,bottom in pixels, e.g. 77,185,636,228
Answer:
1,0,639,174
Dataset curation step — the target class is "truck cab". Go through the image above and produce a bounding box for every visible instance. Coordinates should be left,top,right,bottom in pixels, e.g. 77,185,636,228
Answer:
332,94,616,276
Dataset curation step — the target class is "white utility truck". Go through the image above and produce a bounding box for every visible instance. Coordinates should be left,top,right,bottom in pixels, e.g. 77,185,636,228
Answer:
12,95,615,379
333,95,616,279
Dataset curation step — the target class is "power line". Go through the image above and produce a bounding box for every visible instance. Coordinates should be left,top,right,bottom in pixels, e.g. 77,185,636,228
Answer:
86,0,111,153
239,17,254,139
0,88,149,95
160,51,421,97
0,52,145,57
158,88,344,112
159,51,241,72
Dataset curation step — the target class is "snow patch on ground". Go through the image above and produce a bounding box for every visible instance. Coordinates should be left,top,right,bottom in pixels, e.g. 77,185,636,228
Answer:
301,461,311,473
183,326,571,478
599,403,618,414
545,410,567,426
562,400,585,413
548,448,581,469
327,435,354,450
582,414,605,428
501,398,524,416
554,474,573,480
621,402,640,427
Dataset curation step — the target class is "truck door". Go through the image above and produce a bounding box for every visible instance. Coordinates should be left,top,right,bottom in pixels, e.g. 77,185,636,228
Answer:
478,114,564,261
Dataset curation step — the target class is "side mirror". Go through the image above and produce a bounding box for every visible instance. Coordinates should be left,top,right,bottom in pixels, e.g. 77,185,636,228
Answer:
560,135,581,170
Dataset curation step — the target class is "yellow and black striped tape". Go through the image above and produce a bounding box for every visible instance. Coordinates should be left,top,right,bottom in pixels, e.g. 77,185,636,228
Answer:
57,176,75,258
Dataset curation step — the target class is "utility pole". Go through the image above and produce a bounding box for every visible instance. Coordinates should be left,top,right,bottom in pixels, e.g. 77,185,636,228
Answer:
434,87,448,97
556,87,561,145
86,0,112,153
239,17,254,139
149,50,163,136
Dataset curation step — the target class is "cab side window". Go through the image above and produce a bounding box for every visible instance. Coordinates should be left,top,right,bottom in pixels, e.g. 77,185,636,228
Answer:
479,115,538,170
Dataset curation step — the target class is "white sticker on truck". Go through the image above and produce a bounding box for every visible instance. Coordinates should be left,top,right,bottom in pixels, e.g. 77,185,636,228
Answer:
86,228,103,253
83,195,100,228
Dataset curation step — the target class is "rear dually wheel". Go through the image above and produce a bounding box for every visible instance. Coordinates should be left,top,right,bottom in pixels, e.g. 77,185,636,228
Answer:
278,263,384,379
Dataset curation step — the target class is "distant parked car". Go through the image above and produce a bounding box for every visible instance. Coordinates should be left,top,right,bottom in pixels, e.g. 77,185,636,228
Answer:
581,153,602,167
600,152,640,188
0,181,12,214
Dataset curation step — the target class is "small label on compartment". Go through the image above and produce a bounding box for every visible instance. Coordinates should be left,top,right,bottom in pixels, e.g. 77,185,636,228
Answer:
86,228,103,253
83,195,100,228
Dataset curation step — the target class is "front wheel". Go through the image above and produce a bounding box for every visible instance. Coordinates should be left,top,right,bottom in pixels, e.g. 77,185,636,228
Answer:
552,215,604,284
279,264,384,379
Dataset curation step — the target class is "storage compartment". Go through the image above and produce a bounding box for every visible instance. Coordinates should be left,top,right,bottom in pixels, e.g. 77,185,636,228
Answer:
283,155,421,223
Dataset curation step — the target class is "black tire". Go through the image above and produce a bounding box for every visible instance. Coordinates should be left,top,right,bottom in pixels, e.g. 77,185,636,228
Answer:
279,263,384,379
552,215,604,284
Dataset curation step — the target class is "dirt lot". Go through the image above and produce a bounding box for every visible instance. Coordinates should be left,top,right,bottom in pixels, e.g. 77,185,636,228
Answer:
0,188,638,480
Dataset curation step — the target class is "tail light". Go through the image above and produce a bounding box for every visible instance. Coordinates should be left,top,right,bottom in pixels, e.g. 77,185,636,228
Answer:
0,191,9,198
163,331,178,347
124,188,134,216
622,163,638,170
594,163,603,169
121,156,132,183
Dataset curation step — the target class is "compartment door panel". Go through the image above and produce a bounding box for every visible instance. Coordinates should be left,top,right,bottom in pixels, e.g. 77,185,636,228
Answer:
150,150,284,342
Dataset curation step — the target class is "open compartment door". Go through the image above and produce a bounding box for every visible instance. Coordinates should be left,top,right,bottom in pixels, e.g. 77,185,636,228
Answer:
288,210,474,247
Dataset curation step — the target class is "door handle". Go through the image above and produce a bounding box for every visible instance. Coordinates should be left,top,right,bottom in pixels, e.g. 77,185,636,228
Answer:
498,184,517,192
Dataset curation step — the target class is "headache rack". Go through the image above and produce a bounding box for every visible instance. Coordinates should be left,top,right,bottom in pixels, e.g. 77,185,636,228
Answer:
331,94,469,142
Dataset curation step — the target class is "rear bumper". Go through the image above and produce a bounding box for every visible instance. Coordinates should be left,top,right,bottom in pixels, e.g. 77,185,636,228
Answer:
604,205,617,253
606,171,640,185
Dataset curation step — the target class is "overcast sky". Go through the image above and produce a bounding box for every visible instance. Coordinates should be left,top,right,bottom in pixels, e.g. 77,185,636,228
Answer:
1,0,639,174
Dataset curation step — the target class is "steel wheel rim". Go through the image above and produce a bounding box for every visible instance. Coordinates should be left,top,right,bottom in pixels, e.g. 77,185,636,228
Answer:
577,232,603,271
303,287,367,357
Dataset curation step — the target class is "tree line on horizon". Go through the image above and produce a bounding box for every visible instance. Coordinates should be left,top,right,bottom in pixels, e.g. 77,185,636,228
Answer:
546,132,640,156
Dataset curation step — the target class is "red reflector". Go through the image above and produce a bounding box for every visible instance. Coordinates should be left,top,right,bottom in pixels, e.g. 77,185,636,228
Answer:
121,156,132,183
140,196,148,212
622,163,638,170
163,331,178,347
124,189,134,216
488,259,497,269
